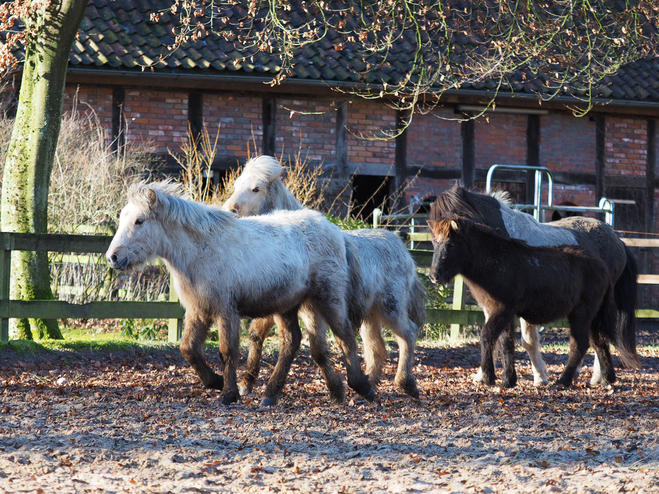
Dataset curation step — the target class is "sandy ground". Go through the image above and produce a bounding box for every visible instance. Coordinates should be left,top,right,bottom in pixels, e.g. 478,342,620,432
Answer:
1,331,658,494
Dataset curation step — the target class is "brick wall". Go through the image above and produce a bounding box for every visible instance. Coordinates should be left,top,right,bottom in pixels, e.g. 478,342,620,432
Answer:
347,99,396,166
407,107,462,169
606,117,647,177
475,113,526,169
276,99,335,164
541,112,596,174
62,85,113,134
122,90,188,153
203,94,262,159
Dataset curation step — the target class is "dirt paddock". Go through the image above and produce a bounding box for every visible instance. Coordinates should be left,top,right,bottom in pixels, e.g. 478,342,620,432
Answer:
1,330,658,494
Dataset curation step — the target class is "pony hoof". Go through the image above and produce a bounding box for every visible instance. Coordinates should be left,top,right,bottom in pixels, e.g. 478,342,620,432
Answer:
329,390,345,404
533,376,549,387
238,384,253,397
205,374,224,390
502,377,517,389
396,377,420,398
361,386,376,403
219,391,240,406
472,368,488,384
260,397,277,407
552,380,571,389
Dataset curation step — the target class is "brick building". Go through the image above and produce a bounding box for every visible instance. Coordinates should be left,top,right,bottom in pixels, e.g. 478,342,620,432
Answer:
3,0,659,241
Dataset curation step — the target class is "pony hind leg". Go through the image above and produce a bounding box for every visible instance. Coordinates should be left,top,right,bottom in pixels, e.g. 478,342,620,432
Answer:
360,314,387,387
239,315,275,396
260,310,303,406
589,298,618,386
301,308,345,403
180,312,224,390
520,319,549,386
383,312,420,398
317,300,375,402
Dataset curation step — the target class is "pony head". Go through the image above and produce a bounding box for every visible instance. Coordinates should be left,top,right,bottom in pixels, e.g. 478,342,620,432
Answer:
105,180,185,271
427,216,467,284
223,155,302,216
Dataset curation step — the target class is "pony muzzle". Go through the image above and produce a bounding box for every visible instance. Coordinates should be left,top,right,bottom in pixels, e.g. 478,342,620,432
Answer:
106,251,129,271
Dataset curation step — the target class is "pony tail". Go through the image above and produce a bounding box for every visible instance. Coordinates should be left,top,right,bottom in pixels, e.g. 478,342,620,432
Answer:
344,238,368,327
613,247,640,368
408,274,427,332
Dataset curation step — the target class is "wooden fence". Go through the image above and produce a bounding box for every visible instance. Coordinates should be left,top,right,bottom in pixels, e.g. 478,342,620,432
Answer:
1,232,657,343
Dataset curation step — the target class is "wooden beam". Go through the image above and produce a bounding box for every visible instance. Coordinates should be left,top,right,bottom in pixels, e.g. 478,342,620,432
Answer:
461,118,475,187
596,116,606,199
262,96,277,156
112,87,125,154
526,114,540,204
1,301,184,320
336,101,348,179
646,119,656,234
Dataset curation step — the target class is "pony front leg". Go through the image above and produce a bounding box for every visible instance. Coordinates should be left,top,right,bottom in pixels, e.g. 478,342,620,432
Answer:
520,320,549,386
260,310,302,406
216,313,242,405
239,315,275,396
479,313,513,387
180,312,224,390
499,323,517,388
556,313,592,388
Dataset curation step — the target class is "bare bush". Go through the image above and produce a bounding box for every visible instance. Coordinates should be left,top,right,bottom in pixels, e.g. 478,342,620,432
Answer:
0,105,169,305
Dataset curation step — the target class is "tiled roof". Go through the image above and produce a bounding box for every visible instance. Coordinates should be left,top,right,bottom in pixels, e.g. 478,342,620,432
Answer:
39,0,659,104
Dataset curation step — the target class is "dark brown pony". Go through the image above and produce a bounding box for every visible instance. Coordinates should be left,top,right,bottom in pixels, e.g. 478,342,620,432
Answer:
428,216,640,388
430,184,638,387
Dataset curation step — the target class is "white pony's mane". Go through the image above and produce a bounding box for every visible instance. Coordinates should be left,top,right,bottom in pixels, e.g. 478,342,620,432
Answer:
243,155,304,212
489,189,512,205
128,180,234,233
243,155,284,183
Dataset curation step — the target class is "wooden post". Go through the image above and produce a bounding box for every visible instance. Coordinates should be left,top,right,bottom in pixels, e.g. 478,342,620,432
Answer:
168,273,183,343
0,241,10,341
450,275,465,342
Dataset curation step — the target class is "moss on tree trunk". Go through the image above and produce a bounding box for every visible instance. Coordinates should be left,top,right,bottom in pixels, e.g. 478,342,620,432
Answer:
0,0,88,340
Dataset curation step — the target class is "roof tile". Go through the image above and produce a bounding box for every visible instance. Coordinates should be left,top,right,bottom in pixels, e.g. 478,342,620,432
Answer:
61,0,659,105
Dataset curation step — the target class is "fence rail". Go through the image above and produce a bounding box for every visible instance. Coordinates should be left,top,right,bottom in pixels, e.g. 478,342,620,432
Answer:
0,232,657,343
0,232,184,342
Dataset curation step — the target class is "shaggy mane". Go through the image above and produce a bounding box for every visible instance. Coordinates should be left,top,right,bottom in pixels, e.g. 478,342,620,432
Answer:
128,180,234,233
243,155,283,183
430,183,511,222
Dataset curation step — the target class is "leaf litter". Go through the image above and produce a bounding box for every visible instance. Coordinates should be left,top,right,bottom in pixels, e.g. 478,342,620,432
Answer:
1,334,658,493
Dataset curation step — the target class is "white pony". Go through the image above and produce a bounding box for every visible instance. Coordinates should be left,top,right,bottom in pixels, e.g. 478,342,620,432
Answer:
224,156,426,398
106,181,375,406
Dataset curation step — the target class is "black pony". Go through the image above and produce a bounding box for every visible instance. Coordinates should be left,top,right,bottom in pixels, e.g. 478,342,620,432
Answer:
430,184,638,386
428,216,640,388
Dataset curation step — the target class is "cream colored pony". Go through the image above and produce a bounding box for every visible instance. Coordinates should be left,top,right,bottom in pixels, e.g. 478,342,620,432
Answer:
224,156,426,398
106,181,375,406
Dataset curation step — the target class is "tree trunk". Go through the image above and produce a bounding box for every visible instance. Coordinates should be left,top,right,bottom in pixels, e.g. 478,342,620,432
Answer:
0,0,88,339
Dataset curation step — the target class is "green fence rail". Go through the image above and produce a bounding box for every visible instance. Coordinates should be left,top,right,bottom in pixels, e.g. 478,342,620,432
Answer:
0,232,184,342
1,232,657,343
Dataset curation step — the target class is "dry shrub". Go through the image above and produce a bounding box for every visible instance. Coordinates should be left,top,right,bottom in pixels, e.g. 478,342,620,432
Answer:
171,123,240,205
281,148,328,211
0,104,168,305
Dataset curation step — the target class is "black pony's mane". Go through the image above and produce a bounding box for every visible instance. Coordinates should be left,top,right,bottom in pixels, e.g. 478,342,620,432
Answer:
430,183,487,222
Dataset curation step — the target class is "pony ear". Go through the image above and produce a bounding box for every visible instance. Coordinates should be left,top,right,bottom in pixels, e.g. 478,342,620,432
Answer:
147,189,157,207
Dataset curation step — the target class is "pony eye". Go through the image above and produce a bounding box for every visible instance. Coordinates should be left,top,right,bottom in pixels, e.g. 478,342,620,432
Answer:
252,187,260,193
135,218,144,226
